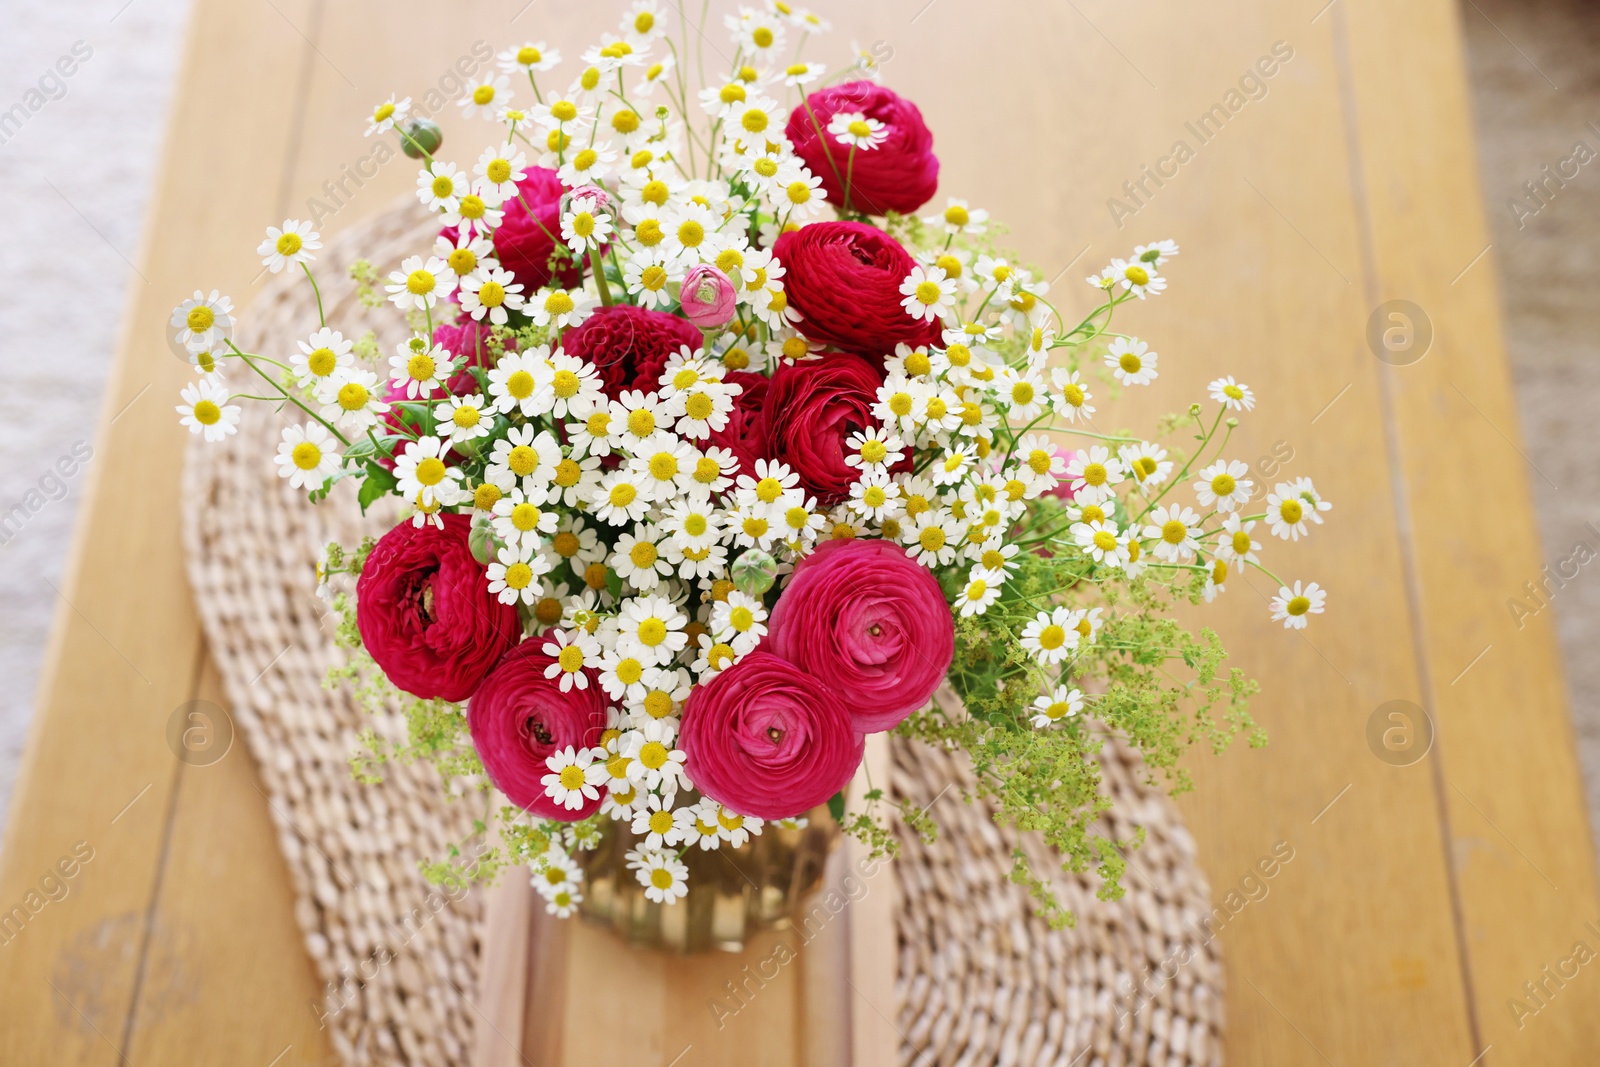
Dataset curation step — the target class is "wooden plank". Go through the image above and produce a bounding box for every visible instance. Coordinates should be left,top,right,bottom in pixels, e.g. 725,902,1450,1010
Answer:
0,2,320,1064
1338,0,1600,1061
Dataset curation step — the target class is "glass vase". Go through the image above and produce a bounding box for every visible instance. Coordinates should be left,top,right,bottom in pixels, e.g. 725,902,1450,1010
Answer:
574,801,838,953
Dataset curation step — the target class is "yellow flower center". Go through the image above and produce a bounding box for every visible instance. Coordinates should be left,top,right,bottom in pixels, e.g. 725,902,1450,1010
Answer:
1028,449,1052,475
552,530,579,557
373,102,395,122
628,409,656,437
337,382,369,411
406,269,435,295
586,412,611,437
1093,530,1117,551
552,369,580,398
187,306,215,332
1287,595,1311,616
415,457,446,486
472,84,495,105
630,541,658,568
1082,463,1107,487
545,291,575,315
650,869,674,890
1037,625,1065,651
1119,352,1142,373
847,119,871,137
276,232,302,255
888,393,913,417
1012,381,1035,405
1162,520,1187,545
609,483,637,507
1232,530,1252,554
636,618,667,646
1280,499,1303,523
742,516,769,538
431,175,454,198
558,644,585,671
944,204,970,226
517,46,542,65
643,690,673,718
551,100,578,122
504,562,533,590
1211,473,1235,496
859,439,888,464
508,445,538,477
192,400,221,425
511,503,542,532
694,457,721,484
676,220,705,247
447,248,477,275
1125,264,1150,286
786,180,811,204
558,765,585,789
918,526,946,552
474,483,502,510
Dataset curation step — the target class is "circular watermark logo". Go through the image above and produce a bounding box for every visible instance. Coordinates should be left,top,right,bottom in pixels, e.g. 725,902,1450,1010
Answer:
166,700,235,766
1366,300,1432,367
1365,699,1433,766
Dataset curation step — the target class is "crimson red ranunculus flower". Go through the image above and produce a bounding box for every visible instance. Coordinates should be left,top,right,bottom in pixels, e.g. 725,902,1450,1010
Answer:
786,80,939,216
705,369,770,475
764,351,906,505
456,165,580,293
773,221,941,360
559,303,702,398
678,652,863,820
467,647,609,820
766,538,953,733
355,514,521,701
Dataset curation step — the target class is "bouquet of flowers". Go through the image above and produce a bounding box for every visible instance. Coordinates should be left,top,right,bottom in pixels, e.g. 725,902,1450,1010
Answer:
171,1,1329,927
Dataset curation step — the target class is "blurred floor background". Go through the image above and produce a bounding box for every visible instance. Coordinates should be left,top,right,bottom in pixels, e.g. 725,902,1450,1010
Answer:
0,0,194,831
0,0,1595,855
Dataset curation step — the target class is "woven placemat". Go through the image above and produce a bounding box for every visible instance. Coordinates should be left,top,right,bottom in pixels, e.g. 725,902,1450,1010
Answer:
181,198,1224,1067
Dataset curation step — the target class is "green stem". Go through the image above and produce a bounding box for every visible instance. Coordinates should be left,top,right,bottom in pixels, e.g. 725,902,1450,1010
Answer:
301,262,326,327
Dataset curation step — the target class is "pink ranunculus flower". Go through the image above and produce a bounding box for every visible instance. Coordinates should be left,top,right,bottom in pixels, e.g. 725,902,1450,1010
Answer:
467,645,609,820
356,514,521,701
766,538,954,733
679,264,738,329
678,652,863,820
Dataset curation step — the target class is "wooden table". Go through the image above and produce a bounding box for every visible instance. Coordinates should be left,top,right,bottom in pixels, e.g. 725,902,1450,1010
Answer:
4,1,1597,1064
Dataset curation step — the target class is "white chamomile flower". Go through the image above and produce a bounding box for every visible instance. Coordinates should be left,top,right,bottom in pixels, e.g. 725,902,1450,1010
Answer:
1281,477,1332,524
598,646,652,705
1209,375,1255,412
903,510,961,568
317,367,389,431
956,571,1001,617
631,793,685,850
529,286,596,331
827,110,886,149
1106,257,1167,298
622,717,689,791
1145,504,1201,563
1051,367,1096,423
541,746,608,810
459,73,513,120
1075,518,1126,567
388,339,454,399
176,380,240,442
1195,459,1254,512
364,94,411,137
435,393,491,445
459,266,525,326
780,60,825,86
1119,441,1172,488
474,144,529,199
1021,607,1077,666
711,591,768,654
1133,239,1180,269
561,192,614,253
385,255,453,311
545,351,605,419
1066,447,1126,505
289,327,354,388
395,435,464,509
611,524,673,591
624,246,686,309
999,366,1047,422
442,182,505,237
170,290,234,353
712,805,761,847
1030,686,1083,729
844,427,905,473
542,627,601,690
434,228,497,279
1271,580,1326,630
774,168,828,223
487,350,554,417
493,487,559,554
967,537,1019,578
257,219,320,274
274,422,341,490
929,444,976,487
629,438,698,501
616,595,688,665
848,471,903,523
488,424,562,492
600,780,640,820
633,849,689,903
1106,337,1158,386
927,197,989,236
1215,514,1261,573
591,469,651,526
899,265,956,323
1013,434,1067,490
1266,481,1318,541
500,41,561,74
417,162,469,213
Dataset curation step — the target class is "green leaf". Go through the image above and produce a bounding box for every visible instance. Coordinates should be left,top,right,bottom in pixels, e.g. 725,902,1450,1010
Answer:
357,461,398,514
605,566,623,600
827,791,846,824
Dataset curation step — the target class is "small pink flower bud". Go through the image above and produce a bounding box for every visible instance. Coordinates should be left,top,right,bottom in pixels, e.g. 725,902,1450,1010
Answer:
679,265,738,329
